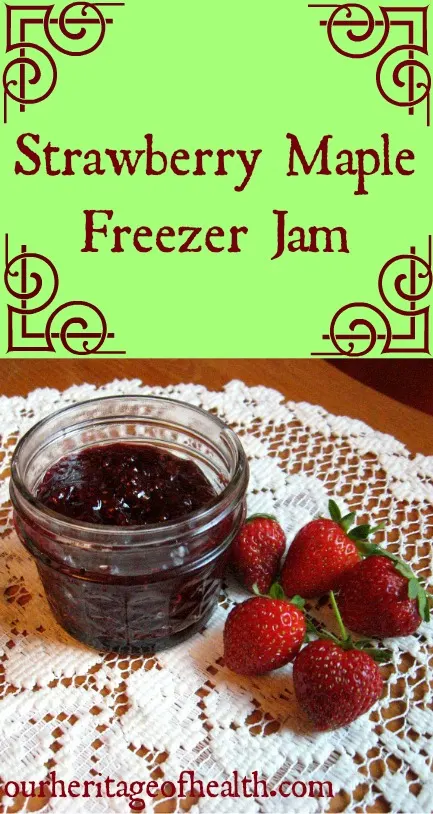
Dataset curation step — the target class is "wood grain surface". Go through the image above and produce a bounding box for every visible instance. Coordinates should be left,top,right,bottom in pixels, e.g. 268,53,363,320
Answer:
1,359,432,455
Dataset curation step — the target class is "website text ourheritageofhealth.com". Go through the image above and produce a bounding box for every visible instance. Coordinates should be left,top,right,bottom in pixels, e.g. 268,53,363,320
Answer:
1,770,334,810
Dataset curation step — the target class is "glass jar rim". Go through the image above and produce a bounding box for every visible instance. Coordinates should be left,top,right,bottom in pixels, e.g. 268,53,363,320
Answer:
10,394,248,547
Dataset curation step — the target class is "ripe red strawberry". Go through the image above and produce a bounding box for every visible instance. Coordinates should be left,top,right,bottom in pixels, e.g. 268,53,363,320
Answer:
230,514,286,594
338,552,430,637
293,591,386,730
293,639,383,730
281,500,383,599
224,595,306,675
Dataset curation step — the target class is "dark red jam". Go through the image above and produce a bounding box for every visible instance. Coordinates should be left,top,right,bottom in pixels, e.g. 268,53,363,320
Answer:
17,442,237,654
36,443,217,525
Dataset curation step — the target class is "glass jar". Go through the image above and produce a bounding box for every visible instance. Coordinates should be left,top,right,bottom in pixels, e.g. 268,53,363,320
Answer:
10,396,249,654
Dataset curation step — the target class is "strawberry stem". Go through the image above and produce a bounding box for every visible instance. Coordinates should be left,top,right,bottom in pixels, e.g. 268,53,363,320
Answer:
306,619,340,645
329,591,391,662
329,590,350,645
303,588,391,664
306,614,391,662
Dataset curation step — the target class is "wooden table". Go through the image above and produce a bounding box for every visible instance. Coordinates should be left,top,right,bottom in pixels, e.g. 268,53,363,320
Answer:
1,359,432,455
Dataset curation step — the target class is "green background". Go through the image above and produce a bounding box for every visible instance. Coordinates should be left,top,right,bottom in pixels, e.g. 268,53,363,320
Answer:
1,0,432,357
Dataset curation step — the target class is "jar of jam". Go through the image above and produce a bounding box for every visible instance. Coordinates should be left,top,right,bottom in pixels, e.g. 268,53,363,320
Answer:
10,396,249,654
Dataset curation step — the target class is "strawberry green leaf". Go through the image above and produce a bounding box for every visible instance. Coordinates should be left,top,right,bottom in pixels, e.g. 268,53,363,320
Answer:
348,524,373,541
355,645,392,664
416,589,431,623
356,540,383,556
340,512,356,533
408,578,420,600
289,594,305,609
246,514,278,523
252,583,262,597
417,590,426,618
328,499,341,523
268,582,286,600
394,560,417,582
369,523,386,535
349,522,385,543
306,619,319,635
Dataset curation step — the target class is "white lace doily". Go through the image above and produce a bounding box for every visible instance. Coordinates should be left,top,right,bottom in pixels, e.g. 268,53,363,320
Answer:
0,379,432,814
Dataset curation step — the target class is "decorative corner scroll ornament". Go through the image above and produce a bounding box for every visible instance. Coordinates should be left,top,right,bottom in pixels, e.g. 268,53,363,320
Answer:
4,234,125,354
312,237,432,357
3,2,124,124
309,4,431,126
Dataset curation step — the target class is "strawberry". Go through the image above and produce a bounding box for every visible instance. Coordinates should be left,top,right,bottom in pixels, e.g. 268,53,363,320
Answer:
293,592,386,730
230,514,286,594
223,593,306,675
338,548,431,637
293,639,383,730
281,500,383,599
